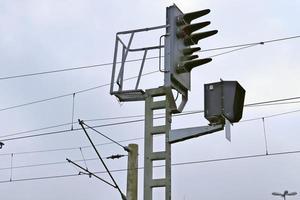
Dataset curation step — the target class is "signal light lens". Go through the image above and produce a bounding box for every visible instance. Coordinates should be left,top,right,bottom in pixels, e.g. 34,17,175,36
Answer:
177,9,211,25
183,30,218,46
177,58,212,73
177,21,211,38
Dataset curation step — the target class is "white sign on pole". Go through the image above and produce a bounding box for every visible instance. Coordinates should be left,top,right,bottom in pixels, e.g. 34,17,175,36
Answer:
225,119,231,142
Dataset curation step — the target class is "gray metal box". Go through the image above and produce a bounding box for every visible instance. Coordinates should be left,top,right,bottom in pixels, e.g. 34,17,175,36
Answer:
204,81,245,124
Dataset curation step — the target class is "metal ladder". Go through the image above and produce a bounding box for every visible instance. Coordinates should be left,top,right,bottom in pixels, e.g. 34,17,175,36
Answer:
144,87,172,200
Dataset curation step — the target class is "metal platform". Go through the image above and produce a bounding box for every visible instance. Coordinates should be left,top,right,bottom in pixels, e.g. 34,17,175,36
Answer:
112,90,146,102
110,24,167,103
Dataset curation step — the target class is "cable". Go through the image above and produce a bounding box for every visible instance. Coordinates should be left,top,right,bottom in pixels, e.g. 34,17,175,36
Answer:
201,35,300,52
0,173,78,183
0,137,144,157
0,70,159,113
209,44,260,58
1,35,299,82
0,129,73,142
245,96,300,107
0,34,299,113
171,149,300,167
0,93,72,112
77,120,126,199
0,122,72,139
1,145,300,172
262,118,269,155
9,153,13,181
1,97,300,143
0,111,148,139
264,108,300,119
1,103,300,158
0,154,126,172
1,95,300,142
66,158,117,189
0,118,151,142
80,120,130,152
245,100,300,107
0,96,297,140
1,148,300,184
0,63,107,81
208,34,300,59
0,56,160,81
71,93,76,130
240,108,300,124
0,157,98,171
0,155,125,171
79,147,88,170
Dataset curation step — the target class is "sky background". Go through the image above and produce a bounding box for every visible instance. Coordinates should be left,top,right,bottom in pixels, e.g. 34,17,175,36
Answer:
0,0,300,200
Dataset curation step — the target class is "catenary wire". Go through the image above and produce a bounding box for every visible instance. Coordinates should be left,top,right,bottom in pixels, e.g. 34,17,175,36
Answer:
0,56,160,81
0,110,200,139
1,95,300,141
0,35,299,81
0,35,299,187
0,111,192,140
201,35,300,52
0,70,158,113
0,157,101,171
80,120,129,151
1,148,300,184
4,96,296,141
0,137,144,157
0,146,299,172
1,100,300,155
1,97,300,142
209,44,260,58
207,35,300,58
77,119,126,198
246,96,300,107
0,34,299,113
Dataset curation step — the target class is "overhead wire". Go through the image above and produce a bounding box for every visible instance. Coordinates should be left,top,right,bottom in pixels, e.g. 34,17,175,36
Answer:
0,35,299,113
0,157,98,171
201,35,300,52
1,98,300,155
208,35,300,58
0,56,160,81
1,148,300,184
0,109,149,140
1,95,300,141
246,96,300,107
0,137,143,157
80,120,129,152
0,35,299,81
0,70,158,113
0,34,299,160
77,119,126,198
66,158,118,190
1,96,300,142
0,106,299,183
241,108,300,123
209,43,259,58
0,21,299,193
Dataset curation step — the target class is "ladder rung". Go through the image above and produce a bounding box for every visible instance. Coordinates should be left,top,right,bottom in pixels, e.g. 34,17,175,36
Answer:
151,100,166,110
151,125,166,135
150,151,166,160
147,87,166,96
150,178,166,187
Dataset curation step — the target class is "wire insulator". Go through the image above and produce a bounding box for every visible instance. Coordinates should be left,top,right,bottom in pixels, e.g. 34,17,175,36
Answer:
106,154,125,160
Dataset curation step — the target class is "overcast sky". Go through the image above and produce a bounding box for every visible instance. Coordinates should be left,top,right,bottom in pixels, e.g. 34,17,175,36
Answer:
0,0,300,200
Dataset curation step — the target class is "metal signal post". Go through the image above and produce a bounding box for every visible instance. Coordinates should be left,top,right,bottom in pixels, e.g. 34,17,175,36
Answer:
109,4,246,200
143,5,218,199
